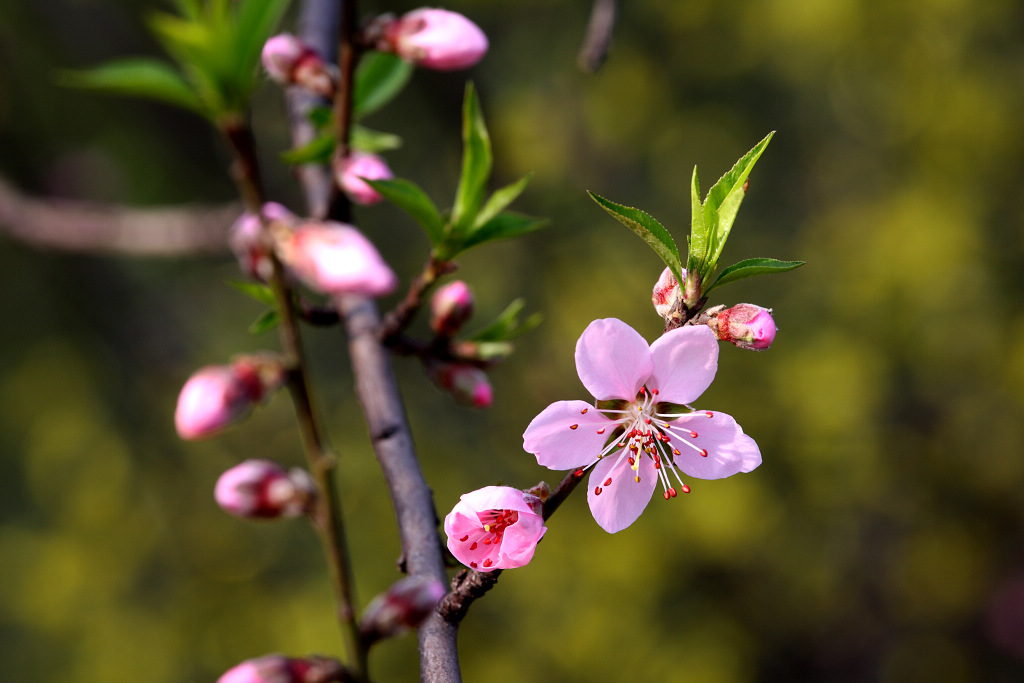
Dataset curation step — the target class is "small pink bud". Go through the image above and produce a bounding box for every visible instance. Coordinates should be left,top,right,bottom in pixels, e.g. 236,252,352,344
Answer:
333,152,393,205
709,303,777,350
230,202,295,281
385,9,488,71
444,486,547,571
215,459,316,519
175,355,284,440
217,655,343,683
360,575,446,642
651,267,685,320
430,363,492,408
430,281,474,336
277,221,398,297
261,34,335,96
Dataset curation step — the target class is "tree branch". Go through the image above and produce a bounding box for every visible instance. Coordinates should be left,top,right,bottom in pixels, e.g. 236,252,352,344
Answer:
578,0,620,73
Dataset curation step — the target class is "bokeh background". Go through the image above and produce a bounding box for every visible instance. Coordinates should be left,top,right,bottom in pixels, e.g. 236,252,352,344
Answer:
3,0,1024,681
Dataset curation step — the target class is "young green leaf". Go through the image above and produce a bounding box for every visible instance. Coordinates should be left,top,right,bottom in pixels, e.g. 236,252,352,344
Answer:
688,166,708,274
280,132,336,164
473,173,532,230
451,82,492,234
458,212,547,253
705,257,805,294
235,0,292,85
588,191,684,286
351,125,402,154
248,309,281,335
468,298,540,342
353,52,415,119
57,59,203,114
364,178,446,247
227,280,278,306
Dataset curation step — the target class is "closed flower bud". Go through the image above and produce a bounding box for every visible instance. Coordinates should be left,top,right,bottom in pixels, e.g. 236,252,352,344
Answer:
430,363,492,408
651,267,685,321
333,152,393,205
709,303,777,351
430,281,474,336
230,202,295,281
215,460,316,519
175,354,285,440
384,9,488,71
360,576,446,642
217,654,344,683
276,221,398,297
262,35,335,97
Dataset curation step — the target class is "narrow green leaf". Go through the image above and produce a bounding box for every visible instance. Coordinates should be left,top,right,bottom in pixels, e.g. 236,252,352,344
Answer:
468,299,541,342
705,258,805,294
588,191,684,285
307,105,333,129
687,166,707,274
280,132,336,164
451,82,492,233
364,178,446,247
351,125,402,153
248,309,280,335
458,212,547,252
466,341,515,360
57,59,203,113
235,0,291,79
473,173,532,230
227,280,278,305
353,52,415,118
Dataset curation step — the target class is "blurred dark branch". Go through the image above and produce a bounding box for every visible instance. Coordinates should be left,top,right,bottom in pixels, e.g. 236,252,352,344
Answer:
578,0,620,73
0,175,237,255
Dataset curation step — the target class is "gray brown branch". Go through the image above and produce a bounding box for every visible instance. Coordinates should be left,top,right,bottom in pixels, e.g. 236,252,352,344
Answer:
578,0,620,73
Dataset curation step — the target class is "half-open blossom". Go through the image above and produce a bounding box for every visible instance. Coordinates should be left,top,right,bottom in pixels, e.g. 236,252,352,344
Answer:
430,280,474,336
444,486,546,570
523,318,761,533
215,459,316,519
652,267,684,321
174,355,284,440
385,9,488,70
333,152,393,205
360,575,446,642
229,202,295,281
217,654,343,683
429,363,492,408
708,303,777,351
276,221,398,297
261,34,335,96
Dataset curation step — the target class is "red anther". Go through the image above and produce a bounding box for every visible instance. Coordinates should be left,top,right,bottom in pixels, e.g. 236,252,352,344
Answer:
604,477,612,486
705,411,713,418
645,417,652,424
597,428,606,435
483,558,493,568
700,449,708,457
628,456,635,466
663,491,670,500
681,484,691,493
470,562,477,568
673,448,681,455
594,486,603,496
668,487,676,497
581,408,589,414
652,389,659,395
570,424,579,430
575,469,584,477
459,535,469,542
470,541,478,550
689,430,698,438
483,538,492,545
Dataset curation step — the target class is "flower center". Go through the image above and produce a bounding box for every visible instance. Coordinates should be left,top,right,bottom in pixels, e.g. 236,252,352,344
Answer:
456,508,519,569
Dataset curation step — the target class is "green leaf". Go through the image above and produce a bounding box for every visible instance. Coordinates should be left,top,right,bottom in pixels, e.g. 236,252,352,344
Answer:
473,173,532,230
280,132,336,164
705,258,805,294
458,212,547,252
353,52,414,118
235,0,291,84
701,132,774,275
588,191,684,285
307,105,333,129
248,309,280,335
469,299,540,342
227,280,277,306
451,82,492,234
687,166,708,275
57,58,203,113
364,178,446,247
351,125,402,153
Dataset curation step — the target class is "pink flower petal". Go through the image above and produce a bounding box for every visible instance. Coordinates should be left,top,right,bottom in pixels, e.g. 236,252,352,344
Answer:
498,515,547,567
648,325,719,405
458,485,534,514
523,400,616,470
575,318,653,401
667,410,761,480
586,452,657,533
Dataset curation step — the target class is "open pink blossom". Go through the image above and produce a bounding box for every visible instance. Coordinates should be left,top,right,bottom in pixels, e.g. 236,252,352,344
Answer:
523,318,761,533
277,221,398,297
444,486,546,571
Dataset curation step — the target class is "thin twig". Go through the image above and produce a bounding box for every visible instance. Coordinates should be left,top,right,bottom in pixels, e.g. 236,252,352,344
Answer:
379,256,457,342
578,0,620,73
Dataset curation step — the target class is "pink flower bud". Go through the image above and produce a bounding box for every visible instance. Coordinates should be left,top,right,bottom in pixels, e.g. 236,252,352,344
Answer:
430,280,474,336
444,486,546,571
430,363,492,408
709,303,777,350
230,202,295,281
217,655,343,683
385,9,488,71
333,152,393,205
277,221,398,297
262,35,335,96
215,459,316,519
360,575,446,642
175,355,284,440
651,267,685,320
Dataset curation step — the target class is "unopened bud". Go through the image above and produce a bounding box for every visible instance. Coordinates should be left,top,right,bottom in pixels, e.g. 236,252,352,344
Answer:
430,281,474,336
175,354,285,440
261,34,335,96
651,267,685,321
708,303,777,351
360,575,446,642
276,221,398,297
230,202,295,281
430,363,492,408
383,9,488,71
217,654,344,683
215,460,316,519
333,152,393,205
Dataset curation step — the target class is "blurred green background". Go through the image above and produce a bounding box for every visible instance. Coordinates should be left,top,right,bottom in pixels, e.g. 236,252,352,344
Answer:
3,0,1024,681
